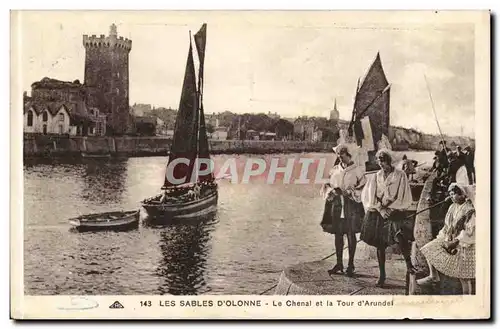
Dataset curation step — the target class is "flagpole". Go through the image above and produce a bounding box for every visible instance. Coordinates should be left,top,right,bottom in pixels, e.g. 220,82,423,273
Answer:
348,77,360,137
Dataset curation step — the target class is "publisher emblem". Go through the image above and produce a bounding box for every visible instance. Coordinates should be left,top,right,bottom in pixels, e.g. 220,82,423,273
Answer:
109,301,124,309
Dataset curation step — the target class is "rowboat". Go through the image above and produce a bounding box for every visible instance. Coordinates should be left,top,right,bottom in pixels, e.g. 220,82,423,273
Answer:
141,23,218,221
68,210,140,232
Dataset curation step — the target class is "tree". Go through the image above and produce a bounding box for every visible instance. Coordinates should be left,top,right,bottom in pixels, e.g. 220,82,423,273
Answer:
206,124,215,134
270,119,294,140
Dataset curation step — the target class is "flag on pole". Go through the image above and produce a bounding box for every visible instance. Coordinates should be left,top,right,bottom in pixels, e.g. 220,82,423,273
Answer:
194,23,207,80
360,116,375,151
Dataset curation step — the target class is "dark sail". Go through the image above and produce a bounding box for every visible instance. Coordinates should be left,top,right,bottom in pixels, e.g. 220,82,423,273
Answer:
349,52,390,148
162,40,199,189
195,23,214,183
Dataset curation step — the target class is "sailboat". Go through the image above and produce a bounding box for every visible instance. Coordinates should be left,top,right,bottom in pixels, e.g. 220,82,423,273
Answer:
347,52,391,172
141,24,218,219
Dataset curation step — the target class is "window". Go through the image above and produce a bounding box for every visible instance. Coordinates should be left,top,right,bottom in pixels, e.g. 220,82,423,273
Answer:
42,124,47,135
59,124,63,134
27,111,33,127
59,113,64,122
42,111,48,122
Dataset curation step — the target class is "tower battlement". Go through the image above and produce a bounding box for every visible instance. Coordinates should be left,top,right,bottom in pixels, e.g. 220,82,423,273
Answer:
82,24,132,52
83,34,132,51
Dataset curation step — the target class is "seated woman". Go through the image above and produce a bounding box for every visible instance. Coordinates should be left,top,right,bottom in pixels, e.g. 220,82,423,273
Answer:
417,183,475,294
360,149,416,288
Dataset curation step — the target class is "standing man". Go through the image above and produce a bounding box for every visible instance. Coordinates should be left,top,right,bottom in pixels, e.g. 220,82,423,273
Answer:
463,146,475,184
401,154,418,181
438,141,450,170
456,146,466,164
447,151,463,183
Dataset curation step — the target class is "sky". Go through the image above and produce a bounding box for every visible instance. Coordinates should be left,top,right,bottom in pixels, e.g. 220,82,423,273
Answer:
14,11,476,137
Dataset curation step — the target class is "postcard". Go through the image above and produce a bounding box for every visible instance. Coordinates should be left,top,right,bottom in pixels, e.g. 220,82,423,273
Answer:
10,10,490,319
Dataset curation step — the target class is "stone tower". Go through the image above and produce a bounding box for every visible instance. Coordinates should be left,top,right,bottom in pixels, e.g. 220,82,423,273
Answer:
83,24,132,135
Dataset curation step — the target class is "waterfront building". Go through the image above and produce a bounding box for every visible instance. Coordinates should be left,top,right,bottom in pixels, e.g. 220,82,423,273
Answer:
23,78,106,136
245,129,259,140
211,127,229,140
259,131,277,141
130,103,152,117
293,116,339,142
23,23,131,136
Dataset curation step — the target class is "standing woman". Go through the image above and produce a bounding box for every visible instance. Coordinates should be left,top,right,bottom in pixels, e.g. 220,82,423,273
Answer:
320,144,366,277
417,183,475,294
360,149,416,288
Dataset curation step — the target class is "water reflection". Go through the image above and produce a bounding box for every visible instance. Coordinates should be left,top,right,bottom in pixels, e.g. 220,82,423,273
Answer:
156,214,217,295
80,159,128,205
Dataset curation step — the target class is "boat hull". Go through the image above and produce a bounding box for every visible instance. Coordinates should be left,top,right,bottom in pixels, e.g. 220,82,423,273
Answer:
69,210,140,232
142,191,218,221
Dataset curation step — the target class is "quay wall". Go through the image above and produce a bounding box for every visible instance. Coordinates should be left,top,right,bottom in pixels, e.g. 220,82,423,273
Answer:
23,136,337,157
23,134,476,158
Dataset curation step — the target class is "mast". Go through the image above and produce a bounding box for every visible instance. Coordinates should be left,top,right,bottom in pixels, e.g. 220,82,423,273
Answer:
194,23,214,183
162,34,199,189
238,116,241,140
191,30,199,164
348,77,360,137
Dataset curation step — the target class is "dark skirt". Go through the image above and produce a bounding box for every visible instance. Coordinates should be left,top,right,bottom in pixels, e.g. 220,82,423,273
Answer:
320,196,365,235
360,209,414,248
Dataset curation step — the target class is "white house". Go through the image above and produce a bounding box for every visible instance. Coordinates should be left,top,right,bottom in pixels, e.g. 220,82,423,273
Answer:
24,103,77,135
88,107,107,136
155,117,166,135
24,101,108,136
165,129,175,138
211,127,228,140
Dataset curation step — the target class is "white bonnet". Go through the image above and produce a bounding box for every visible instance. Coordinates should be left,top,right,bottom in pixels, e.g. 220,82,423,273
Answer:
448,183,476,208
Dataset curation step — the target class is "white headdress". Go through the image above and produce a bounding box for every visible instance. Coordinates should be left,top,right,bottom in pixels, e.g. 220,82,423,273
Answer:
332,143,357,158
448,183,476,208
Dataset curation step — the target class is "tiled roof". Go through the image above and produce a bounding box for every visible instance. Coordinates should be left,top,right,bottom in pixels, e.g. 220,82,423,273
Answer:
24,100,77,116
24,100,100,125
